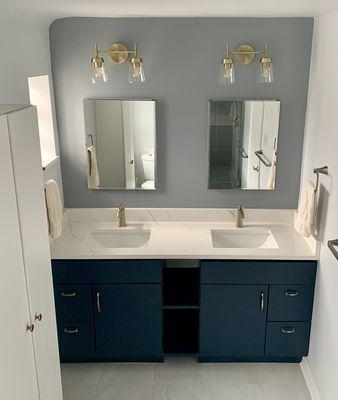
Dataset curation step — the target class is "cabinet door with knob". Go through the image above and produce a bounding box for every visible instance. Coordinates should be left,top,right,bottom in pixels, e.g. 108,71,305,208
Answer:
199,285,268,359
7,107,62,400
0,113,40,400
93,284,163,361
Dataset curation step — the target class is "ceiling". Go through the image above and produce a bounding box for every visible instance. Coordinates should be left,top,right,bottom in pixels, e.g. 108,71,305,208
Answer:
2,0,338,22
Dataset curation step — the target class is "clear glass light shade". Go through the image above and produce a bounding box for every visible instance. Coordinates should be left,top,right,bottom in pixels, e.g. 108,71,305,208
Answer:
128,58,145,84
258,59,274,83
218,59,235,85
91,62,108,84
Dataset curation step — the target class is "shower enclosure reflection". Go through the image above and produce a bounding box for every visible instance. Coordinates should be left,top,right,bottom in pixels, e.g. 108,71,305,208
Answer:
208,100,280,190
83,99,156,190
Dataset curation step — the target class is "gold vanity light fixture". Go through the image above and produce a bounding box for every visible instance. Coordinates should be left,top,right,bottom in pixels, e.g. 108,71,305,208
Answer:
90,42,145,84
219,43,274,84
91,43,108,84
258,44,273,83
219,44,235,85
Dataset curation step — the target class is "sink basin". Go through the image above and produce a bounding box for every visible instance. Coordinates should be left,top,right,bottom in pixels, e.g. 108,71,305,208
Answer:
211,229,278,249
87,229,151,249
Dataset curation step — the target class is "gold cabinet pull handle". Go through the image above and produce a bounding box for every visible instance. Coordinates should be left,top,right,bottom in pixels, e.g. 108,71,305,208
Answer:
64,328,79,334
282,327,296,334
62,292,77,297
26,324,35,332
284,290,299,297
96,292,101,313
35,313,43,322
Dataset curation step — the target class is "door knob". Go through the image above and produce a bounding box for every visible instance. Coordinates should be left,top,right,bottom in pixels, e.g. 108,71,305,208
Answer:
35,313,43,322
26,324,35,332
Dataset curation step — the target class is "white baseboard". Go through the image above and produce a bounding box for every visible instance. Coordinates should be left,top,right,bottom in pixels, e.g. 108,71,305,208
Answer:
301,358,321,400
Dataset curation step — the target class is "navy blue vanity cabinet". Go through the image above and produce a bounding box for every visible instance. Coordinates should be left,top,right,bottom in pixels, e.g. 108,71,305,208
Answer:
93,284,162,361
199,285,268,358
199,260,317,362
52,259,164,362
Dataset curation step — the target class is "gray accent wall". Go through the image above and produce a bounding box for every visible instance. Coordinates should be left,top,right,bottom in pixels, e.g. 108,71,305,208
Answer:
50,17,313,208
0,17,63,201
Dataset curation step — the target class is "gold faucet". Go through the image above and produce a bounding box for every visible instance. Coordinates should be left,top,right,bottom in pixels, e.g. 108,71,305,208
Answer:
236,205,245,228
116,202,126,227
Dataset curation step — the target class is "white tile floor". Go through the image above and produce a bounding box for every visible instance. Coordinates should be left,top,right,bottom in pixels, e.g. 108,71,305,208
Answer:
61,357,311,400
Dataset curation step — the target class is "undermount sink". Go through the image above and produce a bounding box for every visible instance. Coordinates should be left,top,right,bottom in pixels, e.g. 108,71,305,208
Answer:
211,229,278,249
87,229,151,249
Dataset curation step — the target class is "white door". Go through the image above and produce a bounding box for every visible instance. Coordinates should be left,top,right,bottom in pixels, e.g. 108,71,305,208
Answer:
122,101,136,189
0,114,40,400
7,107,63,400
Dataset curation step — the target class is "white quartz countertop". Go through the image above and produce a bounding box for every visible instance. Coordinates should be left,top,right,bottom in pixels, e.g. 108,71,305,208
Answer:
50,208,318,260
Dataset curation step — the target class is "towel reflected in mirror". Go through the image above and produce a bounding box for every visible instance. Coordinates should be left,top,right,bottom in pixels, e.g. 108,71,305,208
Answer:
87,145,100,189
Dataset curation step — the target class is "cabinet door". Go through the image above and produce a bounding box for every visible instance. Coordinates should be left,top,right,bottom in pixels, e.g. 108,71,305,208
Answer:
199,285,268,358
0,115,39,400
8,107,63,400
94,284,163,360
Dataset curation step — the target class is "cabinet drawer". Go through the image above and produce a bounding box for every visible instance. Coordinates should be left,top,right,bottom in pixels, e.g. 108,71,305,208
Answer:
268,285,314,321
54,285,93,322
201,261,316,284
57,322,95,361
52,259,164,284
265,322,311,357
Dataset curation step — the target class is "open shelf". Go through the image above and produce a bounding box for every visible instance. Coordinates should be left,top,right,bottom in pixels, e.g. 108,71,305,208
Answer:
163,309,199,354
163,266,200,308
163,263,200,354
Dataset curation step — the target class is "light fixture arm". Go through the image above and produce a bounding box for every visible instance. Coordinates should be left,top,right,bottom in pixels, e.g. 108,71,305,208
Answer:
227,44,269,57
95,43,100,58
97,44,137,56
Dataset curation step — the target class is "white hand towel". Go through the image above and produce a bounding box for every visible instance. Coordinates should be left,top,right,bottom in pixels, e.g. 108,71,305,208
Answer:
267,151,277,189
294,180,316,237
87,145,100,188
44,179,63,239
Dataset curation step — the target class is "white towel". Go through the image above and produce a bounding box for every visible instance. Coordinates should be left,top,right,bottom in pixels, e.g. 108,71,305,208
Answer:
44,179,63,239
267,151,277,189
87,145,100,189
294,180,316,237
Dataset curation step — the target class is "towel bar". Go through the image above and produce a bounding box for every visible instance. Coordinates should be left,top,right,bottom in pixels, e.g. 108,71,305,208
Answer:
255,150,272,167
313,166,328,193
328,239,338,261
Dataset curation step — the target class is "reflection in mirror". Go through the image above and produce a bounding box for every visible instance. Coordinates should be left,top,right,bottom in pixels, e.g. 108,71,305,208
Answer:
208,100,280,190
83,99,156,190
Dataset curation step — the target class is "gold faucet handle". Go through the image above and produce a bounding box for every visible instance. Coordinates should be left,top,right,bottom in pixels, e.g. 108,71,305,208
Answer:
117,202,125,210
238,205,245,218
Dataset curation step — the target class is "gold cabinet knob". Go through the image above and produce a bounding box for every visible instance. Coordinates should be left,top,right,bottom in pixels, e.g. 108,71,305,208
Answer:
35,313,43,322
26,324,35,332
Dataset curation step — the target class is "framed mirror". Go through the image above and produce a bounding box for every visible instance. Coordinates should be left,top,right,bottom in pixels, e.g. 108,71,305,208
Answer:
83,99,156,190
208,100,280,190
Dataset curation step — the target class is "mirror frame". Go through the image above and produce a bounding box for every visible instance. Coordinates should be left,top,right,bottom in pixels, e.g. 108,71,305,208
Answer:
83,98,158,191
207,98,280,190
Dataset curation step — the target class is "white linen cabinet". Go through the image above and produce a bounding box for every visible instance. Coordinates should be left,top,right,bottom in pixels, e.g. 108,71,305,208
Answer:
0,105,63,400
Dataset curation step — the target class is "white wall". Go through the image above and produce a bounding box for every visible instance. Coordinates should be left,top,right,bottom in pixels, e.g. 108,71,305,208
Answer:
0,17,63,199
301,11,338,400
